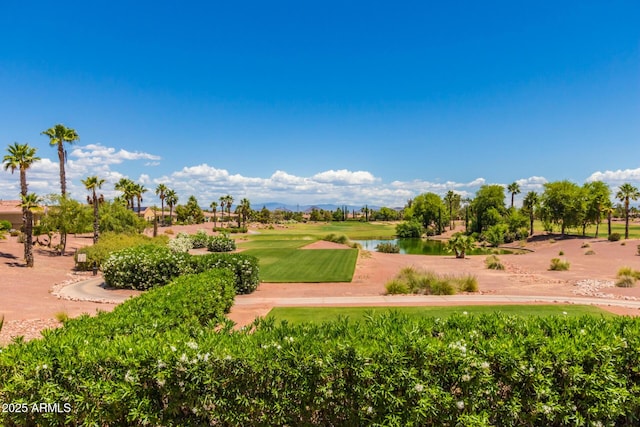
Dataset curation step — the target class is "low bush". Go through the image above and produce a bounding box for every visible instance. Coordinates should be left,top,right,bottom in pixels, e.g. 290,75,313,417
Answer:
609,233,622,242
386,267,477,295
190,229,210,248
0,219,11,231
584,250,596,255
75,232,168,271
322,233,360,249
212,226,247,233
4,313,640,426
581,242,591,248
376,242,400,253
190,253,260,294
558,250,565,256
616,275,636,288
549,258,570,271
485,255,505,270
207,233,236,252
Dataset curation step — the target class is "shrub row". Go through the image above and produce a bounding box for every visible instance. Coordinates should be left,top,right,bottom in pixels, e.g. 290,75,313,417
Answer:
212,226,247,233
102,245,259,294
3,312,640,426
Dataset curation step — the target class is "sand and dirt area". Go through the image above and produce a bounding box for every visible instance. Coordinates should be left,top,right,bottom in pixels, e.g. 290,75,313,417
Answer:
2,224,640,344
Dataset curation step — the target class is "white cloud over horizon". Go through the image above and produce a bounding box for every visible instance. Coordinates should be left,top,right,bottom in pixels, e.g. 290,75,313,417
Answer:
2,143,640,209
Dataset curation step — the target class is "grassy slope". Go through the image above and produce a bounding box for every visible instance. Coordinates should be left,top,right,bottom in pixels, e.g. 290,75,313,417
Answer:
267,305,615,323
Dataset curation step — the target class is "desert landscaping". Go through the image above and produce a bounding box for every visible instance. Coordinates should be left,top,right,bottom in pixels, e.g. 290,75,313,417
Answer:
3,221,640,345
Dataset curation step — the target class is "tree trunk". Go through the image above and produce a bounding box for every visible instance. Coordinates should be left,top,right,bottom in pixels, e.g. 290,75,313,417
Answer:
161,199,165,226
25,210,34,267
169,205,174,226
60,232,67,256
58,142,66,196
608,212,612,237
625,200,630,239
595,220,600,238
529,213,534,237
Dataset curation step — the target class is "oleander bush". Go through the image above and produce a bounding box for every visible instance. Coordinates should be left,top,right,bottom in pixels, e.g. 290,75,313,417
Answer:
190,229,210,248
206,233,236,252
102,244,259,294
549,258,570,271
167,232,193,253
3,311,640,426
75,232,169,271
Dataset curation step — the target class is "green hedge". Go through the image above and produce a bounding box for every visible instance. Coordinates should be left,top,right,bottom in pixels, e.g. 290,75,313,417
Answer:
102,245,259,294
2,312,640,426
75,233,168,271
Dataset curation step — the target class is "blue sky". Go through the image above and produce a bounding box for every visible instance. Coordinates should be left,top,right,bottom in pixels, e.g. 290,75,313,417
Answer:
1,1,639,208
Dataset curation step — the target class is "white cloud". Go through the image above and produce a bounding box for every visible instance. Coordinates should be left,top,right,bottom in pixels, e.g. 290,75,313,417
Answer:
586,167,640,184
312,169,377,185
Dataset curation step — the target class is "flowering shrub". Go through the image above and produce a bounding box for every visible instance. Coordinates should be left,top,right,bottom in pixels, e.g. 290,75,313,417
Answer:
2,312,640,426
190,229,210,248
102,244,259,293
207,233,236,252
167,232,193,253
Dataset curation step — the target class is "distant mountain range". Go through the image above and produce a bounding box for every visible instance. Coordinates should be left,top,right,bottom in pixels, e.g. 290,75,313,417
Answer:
255,202,402,212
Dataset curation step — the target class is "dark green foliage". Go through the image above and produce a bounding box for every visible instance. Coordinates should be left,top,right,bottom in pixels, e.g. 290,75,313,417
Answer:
395,220,423,238
175,195,204,224
3,312,640,426
190,253,260,294
471,185,506,233
609,233,622,241
0,219,12,230
98,201,147,233
212,226,247,233
189,230,210,248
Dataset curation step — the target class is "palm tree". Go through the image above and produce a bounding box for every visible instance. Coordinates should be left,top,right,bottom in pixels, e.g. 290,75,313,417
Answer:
165,190,178,226
210,201,218,228
218,196,226,226
133,184,148,217
238,198,251,227
41,124,79,196
445,233,476,259
115,178,136,209
603,206,615,238
507,182,521,209
155,183,168,225
19,193,42,267
522,191,538,237
444,190,461,230
616,183,640,239
225,195,234,227
82,175,105,243
3,143,41,264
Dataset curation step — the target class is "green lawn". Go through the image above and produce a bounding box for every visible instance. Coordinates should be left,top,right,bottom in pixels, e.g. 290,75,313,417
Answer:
243,247,359,282
533,220,640,239
267,305,615,323
248,221,397,240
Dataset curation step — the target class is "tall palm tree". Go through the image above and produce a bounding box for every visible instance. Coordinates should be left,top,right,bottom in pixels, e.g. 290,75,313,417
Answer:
133,184,148,217
444,190,460,230
210,201,218,228
19,193,42,267
507,182,521,209
219,196,227,226
603,206,615,238
41,124,79,196
522,191,538,237
616,183,640,239
165,189,178,226
238,198,251,227
82,175,105,243
3,143,41,264
115,178,136,209
225,195,234,227
155,183,168,225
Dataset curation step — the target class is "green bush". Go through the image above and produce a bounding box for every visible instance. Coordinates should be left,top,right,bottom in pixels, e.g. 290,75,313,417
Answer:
395,221,423,238
190,229,210,248
75,232,168,271
609,233,622,242
322,233,350,244
386,267,477,295
549,258,570,271
617,267,640,281
167,232,193,253
375,242,400,253
0,219,11,231
212,226,247,233
190,253,260,294
616,275,636,288
384,279,409,294
558,250,564,256
485,255,505,270
207,233,236,252
455,275,479,292
4,313,640,426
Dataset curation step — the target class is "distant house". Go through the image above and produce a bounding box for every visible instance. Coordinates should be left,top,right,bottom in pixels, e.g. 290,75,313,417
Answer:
0,200,44,229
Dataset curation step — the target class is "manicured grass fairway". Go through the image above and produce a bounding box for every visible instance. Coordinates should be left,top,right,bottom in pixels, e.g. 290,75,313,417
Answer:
243,248,359,282
267,305,614,323
247,221,397,241
533,220,640,239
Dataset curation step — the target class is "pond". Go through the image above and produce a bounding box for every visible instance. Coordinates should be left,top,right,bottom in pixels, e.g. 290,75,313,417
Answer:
352,238,515,255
